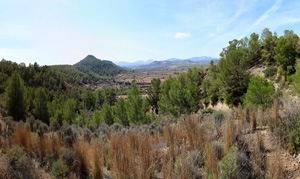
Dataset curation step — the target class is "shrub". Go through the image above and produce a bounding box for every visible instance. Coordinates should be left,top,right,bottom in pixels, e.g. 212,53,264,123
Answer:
7,146,36,179
202,108,214,114
219,146,238,178
51,159,68,178
59,147,78,174
236,152,254,179
288,115,300,153
50,120,60,132
244,75,275,109
263,66,277,78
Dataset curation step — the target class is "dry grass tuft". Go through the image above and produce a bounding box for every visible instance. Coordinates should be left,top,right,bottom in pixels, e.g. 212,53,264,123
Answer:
224,118,236,153
74,139,91,178
267,146,285,179
12,123,32,154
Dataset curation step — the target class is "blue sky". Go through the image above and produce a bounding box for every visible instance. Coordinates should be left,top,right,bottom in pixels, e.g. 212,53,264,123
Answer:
1,0,300,65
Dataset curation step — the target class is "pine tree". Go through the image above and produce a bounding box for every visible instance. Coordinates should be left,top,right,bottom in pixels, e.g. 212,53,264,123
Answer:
5,71,25,120
33,87,49,124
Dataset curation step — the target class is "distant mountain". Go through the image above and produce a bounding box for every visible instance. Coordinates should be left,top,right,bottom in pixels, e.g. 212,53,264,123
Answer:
74,55,127,76
115,59,154,67
130,56,218,70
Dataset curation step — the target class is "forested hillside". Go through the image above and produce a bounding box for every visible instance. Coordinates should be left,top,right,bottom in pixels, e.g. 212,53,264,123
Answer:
74,55,128,77
1,28,300,178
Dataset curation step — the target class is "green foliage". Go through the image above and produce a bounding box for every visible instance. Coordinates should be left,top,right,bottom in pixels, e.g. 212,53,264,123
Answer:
104,87,116,105
147,78,161,114
275,30,299,77
73,55,127,76
244,75,275,108
5,71,25,120
263,66,277,78
51,159,68,179
202,108,214,114
95,88,105,109
261,28,277,65
248,32,262,65
289,115,300,153
292,58,300,94
82,89,95,110
113,98,129,126
218,49,250,106
63,99,77,124
219,146,238,179
33,87,49,124
102,102,114,125
126,82,149,124
91,110,102,126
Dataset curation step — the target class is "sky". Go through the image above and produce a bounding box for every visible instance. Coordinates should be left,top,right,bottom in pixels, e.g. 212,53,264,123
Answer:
1,0,300,65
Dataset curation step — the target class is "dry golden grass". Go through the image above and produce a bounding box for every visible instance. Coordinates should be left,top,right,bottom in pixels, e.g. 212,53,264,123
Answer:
203,131,218,179
267,146,285,179
223,118,235,153
92,140,104,179
12,123,32,154
74,139,91,178
185,117,204,151
250,107,257,131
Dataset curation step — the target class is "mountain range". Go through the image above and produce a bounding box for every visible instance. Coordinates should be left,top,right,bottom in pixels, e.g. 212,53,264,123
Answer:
115,56,217,69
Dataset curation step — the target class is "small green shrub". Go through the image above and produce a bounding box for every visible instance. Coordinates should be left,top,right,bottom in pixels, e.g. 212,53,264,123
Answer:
219,146,237,178
7,146,36,179
59,147,78,174
202,108,214,114
263,66,277,78
51,159,68,179
289,116,300,153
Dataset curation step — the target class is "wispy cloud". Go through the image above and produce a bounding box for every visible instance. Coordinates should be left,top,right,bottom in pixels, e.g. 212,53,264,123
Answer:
174,32,191,39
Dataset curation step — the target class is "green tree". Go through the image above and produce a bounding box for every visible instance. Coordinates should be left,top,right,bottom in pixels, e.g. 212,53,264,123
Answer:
5,71,25,120
244,75,275,108
146,78,161,114
33,87,49,124
95,88,105,109
218,49,250,106
63,99,76,124
261,28,277,65
248,32,261,65
102,102,114,125
292,58,300,94
104,87,116,105
113,97,129,126
82,90,95,110
126,82,149,124
91,110,102,126
275,30,299,78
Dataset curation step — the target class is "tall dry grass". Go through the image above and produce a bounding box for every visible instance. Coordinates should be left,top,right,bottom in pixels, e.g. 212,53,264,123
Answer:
223,118,236,153
12,123,32,154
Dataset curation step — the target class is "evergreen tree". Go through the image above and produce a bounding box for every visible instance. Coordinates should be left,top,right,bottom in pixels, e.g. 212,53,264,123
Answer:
5,71,25,120
82,89,95,110
63,99,76,124
146,78,161,114
33,87,49,124
126,82,148,124
91,110,102,126
248,32,261,65
218,49,250,106
244,75,275,108
113,98,129,126
102,102,114,125
95,88,105,109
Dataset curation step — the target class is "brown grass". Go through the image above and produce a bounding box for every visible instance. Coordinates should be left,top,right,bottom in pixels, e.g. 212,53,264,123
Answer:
92,140,104,179
250,107,257,131
12,123,32,154
203,131,218,179
224,118,236,153
267,146,285,179
185,117,204,151
74,139,91,178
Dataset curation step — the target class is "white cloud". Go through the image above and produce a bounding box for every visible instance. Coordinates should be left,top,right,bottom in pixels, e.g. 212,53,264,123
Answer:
174,32,191,39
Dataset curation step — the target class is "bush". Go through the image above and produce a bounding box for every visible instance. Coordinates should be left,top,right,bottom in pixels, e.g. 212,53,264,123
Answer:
7,146,36,179
289,115,300,153
59,147,78,174
51,159,68,179
219,146,238,178
263,66,277,78
50,120,60,132
202,108,214,114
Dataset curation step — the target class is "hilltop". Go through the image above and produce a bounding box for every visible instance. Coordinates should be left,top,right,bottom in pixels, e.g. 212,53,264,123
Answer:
74,55,128,76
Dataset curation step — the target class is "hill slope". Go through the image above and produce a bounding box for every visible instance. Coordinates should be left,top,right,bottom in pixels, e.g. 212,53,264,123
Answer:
74,55,127,76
